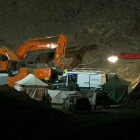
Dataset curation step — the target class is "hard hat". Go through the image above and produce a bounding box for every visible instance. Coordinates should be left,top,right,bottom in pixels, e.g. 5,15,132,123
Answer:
45,77,49,81
63,69,67,73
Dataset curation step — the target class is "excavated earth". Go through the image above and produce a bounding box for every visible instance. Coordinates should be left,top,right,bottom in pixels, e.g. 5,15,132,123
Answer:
1,0,140,139
0,0,140,82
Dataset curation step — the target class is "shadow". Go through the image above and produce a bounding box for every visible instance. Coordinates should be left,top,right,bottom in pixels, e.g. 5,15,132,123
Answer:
109,105,122,109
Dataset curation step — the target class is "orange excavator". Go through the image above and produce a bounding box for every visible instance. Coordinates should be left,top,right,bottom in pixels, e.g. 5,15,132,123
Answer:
16,34,67,80
0,34,67,87
0,34,66,71
0,34,66,73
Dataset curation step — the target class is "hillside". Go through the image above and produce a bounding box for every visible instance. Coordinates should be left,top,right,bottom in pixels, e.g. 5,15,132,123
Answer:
0,0,140,82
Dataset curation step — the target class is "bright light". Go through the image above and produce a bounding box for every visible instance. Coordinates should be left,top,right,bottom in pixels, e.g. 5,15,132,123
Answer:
38,43,59,49
50,43,58,49
108,56,118,63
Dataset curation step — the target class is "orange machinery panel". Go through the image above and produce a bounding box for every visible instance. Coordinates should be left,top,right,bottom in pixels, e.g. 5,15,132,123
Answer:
0,61,8,71
19,67,51,79
19,67,29,73
7,72,28,88
33,68,51,79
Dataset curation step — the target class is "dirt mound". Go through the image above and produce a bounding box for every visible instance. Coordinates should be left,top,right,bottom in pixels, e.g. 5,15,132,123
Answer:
1,85,140,139
0,85,77,139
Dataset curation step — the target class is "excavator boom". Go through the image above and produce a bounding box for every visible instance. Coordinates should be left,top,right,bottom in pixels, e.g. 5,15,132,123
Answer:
15,34,67,68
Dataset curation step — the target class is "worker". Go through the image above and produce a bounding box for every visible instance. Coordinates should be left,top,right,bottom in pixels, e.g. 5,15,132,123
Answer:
90,92,97,110
63,69,67,73
41,93,47,103
61,77,66,83
45,77,49,83
46,94,52,107
72,75,77,83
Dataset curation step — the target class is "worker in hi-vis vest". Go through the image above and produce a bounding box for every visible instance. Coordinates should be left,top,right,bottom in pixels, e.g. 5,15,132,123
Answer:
45,77,49,83
63,69,67,73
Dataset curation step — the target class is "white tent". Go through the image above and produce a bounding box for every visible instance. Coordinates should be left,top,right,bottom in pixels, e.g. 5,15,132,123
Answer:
48,90,77,104
51,91,67,104
15,74,48,91
48,90,61,98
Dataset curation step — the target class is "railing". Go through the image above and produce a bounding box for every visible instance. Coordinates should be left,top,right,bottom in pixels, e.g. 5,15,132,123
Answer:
67,68,108,73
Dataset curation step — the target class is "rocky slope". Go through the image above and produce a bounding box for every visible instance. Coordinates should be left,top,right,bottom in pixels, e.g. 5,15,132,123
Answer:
1,0,140,83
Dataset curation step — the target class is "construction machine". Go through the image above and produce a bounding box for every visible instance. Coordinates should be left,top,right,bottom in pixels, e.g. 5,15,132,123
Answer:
0,34,66,77
16,34,67,80
0,34,67,88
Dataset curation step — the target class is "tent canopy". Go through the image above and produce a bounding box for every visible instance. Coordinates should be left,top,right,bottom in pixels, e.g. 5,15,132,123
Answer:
7,72,28,88
15,74,47,86
102,75,130,103
48,90,77,104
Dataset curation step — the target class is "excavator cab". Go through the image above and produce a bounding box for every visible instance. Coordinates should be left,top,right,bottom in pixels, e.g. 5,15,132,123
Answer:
6,60,21,76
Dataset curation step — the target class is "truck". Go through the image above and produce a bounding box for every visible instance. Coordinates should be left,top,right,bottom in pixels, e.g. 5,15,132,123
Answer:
51,69,108,91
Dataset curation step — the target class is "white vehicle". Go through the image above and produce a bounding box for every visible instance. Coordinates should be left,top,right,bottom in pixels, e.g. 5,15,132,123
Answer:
51,70,108,91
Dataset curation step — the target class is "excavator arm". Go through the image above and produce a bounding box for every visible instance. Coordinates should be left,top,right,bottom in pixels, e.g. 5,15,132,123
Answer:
55,34,67,68
15,34,67,68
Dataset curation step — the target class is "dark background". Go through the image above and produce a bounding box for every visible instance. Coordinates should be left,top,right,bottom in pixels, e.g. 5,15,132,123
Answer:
1,0,140,82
